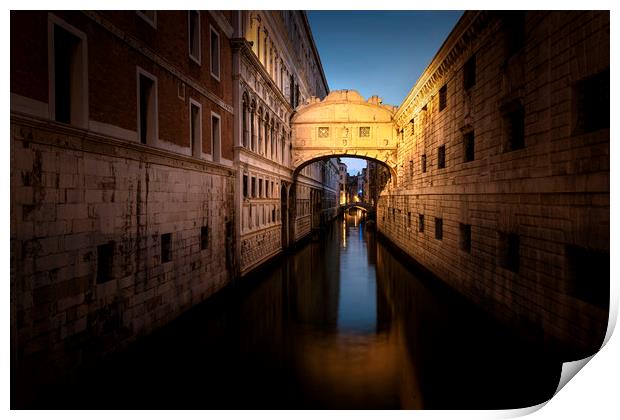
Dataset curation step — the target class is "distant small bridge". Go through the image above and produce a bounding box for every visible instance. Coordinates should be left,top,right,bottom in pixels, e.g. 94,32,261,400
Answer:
342,202,374,212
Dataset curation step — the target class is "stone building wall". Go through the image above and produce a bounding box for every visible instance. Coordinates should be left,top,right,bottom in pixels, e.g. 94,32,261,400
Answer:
234,11,330,275
379,11,609,356
10,10,238,402
11,118,235,397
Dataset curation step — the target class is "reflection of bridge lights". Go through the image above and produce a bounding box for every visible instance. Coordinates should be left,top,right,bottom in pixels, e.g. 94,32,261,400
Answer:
342,219,347,248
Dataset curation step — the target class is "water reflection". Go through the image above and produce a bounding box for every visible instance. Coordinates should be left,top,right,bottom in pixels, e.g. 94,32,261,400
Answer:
34,210,562,409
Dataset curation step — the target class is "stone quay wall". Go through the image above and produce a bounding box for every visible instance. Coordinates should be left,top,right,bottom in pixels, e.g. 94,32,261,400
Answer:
11,117,235,388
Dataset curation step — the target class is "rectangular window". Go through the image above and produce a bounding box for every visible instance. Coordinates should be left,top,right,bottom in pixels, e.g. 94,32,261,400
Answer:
51,20,87,127
210,26,220,80
460,223,471,252
161,233,172,263
439,85,447,111
251,177,256,198
96,242,114,284
188,11,201,64
435,217,443,240
503,11,526,58
463,55,476,90
409,160,414,178
438,145,446,169
211,112,221,163
410,118,415,135
565,245,609,309
419,214,425,233
243,174,248,198
503,104,525,152
200,226,209,250
189,99,201,158
464,131,475,162
408,212,412,228
573,69,610,135
272,208,276,223
259,179,263,197
138,70,157,145
421,154,427,173
498,232,519,272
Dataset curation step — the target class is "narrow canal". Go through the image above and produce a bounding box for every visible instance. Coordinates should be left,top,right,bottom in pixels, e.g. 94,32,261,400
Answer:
47,211,563,409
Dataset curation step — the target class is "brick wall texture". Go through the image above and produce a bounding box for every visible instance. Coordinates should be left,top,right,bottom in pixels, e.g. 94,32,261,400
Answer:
378,11,609,356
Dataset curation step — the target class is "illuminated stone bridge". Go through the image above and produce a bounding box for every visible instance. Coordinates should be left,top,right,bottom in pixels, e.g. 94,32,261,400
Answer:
290,90,399,179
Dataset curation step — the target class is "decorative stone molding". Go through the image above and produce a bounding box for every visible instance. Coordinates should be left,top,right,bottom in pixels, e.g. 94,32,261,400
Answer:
291,90,398,178
394,11,492,126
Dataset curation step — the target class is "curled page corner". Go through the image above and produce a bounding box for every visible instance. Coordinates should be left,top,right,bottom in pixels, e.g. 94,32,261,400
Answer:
554,355,595,396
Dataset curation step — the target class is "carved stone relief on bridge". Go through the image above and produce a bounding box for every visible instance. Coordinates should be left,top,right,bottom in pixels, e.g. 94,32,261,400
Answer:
290,90,399,177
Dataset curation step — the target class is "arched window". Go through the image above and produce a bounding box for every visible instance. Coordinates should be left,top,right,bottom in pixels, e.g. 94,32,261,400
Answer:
250,101,256,151
242,93,249,148
257,107,263,154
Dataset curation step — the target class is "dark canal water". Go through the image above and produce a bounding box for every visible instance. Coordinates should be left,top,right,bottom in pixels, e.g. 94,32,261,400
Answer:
40,211,563,409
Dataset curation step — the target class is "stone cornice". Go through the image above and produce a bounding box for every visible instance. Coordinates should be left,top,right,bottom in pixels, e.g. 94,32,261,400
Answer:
300,11,330,94
11,113,235,177
208,11,234,39
83,11,234,115
394,11,491,125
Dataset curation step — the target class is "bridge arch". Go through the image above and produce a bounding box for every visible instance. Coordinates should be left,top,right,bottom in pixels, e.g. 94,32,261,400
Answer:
290,90,399,181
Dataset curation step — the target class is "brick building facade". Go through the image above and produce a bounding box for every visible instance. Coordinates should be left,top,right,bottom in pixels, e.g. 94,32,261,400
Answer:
10,10,339,405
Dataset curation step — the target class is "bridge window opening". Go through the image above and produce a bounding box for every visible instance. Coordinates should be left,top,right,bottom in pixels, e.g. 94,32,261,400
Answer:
498,232,519,272
460,223,471,252
408,212,412,228
243,175,248,198
271,181,275,197
438,145,446,169
359,127,370,137
565,245,609,309
259,179,263,197
409,160,414,178
464,131,475,162
419,214,425,233
96,242,114,284
272,207,276,223
435,217,443,240
188,11,201,64
463,54,476,90
439,85,447,111
251,177,256,198
410,118,415,135
503,104,525,152
200,226,209,250
421,154,427,173
573,69,609,134
161,233,172,263
52,23,86,126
